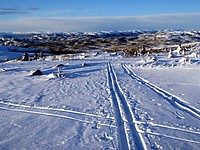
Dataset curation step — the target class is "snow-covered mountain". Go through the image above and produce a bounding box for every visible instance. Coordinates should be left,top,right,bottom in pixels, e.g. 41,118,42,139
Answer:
0,30,200,50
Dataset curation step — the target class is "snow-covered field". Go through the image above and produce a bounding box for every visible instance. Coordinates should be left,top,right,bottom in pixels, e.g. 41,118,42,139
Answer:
0,46,200,150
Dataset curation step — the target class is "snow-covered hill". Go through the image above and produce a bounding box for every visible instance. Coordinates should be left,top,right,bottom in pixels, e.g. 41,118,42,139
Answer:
0,39,200,149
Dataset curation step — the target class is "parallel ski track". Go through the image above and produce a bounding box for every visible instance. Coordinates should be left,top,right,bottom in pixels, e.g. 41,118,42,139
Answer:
0,105,117,128
1,100,200,136
1,101,200,136
107,63,130,150
107,63,147,150
123,64,200,120
1,106,200,145
0,100,107,119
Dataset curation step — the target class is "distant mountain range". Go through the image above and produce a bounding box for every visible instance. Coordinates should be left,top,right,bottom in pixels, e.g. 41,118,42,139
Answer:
0,30,200,54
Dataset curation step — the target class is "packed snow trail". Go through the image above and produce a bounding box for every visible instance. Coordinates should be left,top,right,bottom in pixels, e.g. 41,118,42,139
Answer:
107,63,147,150
107,63,130,150
123,64,200,120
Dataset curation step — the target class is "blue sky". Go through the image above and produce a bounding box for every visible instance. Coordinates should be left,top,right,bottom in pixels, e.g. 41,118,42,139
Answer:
0,0,200,32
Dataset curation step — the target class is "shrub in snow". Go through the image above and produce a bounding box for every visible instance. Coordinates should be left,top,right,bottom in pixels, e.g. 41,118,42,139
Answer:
141,45,146,55
22,52,29,61
125,47,141,57
32,51,38,60
175,45,182,56
174,44,186,56
182,48,186,55
168,49,174,58
123,48,138,57
40,50,44,58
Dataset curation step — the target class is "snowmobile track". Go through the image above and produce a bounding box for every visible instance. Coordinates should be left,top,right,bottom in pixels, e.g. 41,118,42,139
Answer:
122,64,200,120
107,63,147,150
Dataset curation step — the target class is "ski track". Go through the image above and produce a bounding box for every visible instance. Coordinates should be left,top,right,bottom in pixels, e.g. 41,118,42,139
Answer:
0,100,111,119
146,131,200,144
2,100,199,135
123,64,200,120
1,62,200,148
107,62,147,150
107,63,130,150
148,122,200,135
0,106,117,129
1,105,200,145
2,100,199,136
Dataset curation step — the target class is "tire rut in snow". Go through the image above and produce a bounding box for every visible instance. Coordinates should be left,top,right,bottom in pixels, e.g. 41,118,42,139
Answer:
123,64,200,120
107,63,147,150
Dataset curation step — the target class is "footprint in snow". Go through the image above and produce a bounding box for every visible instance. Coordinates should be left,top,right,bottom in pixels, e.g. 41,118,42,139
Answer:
100,133,113,141
145,115,154,121
150,98,155,102
174,111,185,119
92,121,100,129
155,103,161,106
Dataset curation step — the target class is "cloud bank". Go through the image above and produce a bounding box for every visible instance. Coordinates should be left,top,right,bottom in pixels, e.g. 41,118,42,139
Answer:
0,13,200,32
0,7,29,15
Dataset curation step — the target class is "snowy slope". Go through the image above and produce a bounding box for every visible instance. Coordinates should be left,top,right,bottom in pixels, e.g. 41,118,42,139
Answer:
0,47,200,150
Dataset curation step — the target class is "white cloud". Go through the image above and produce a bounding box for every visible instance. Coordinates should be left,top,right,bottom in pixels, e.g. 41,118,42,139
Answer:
44,8,104,15
47,9,73,15
0,13,200,32
81,8,105,12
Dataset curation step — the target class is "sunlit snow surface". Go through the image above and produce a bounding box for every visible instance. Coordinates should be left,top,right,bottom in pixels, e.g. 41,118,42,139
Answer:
0,46,200,150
